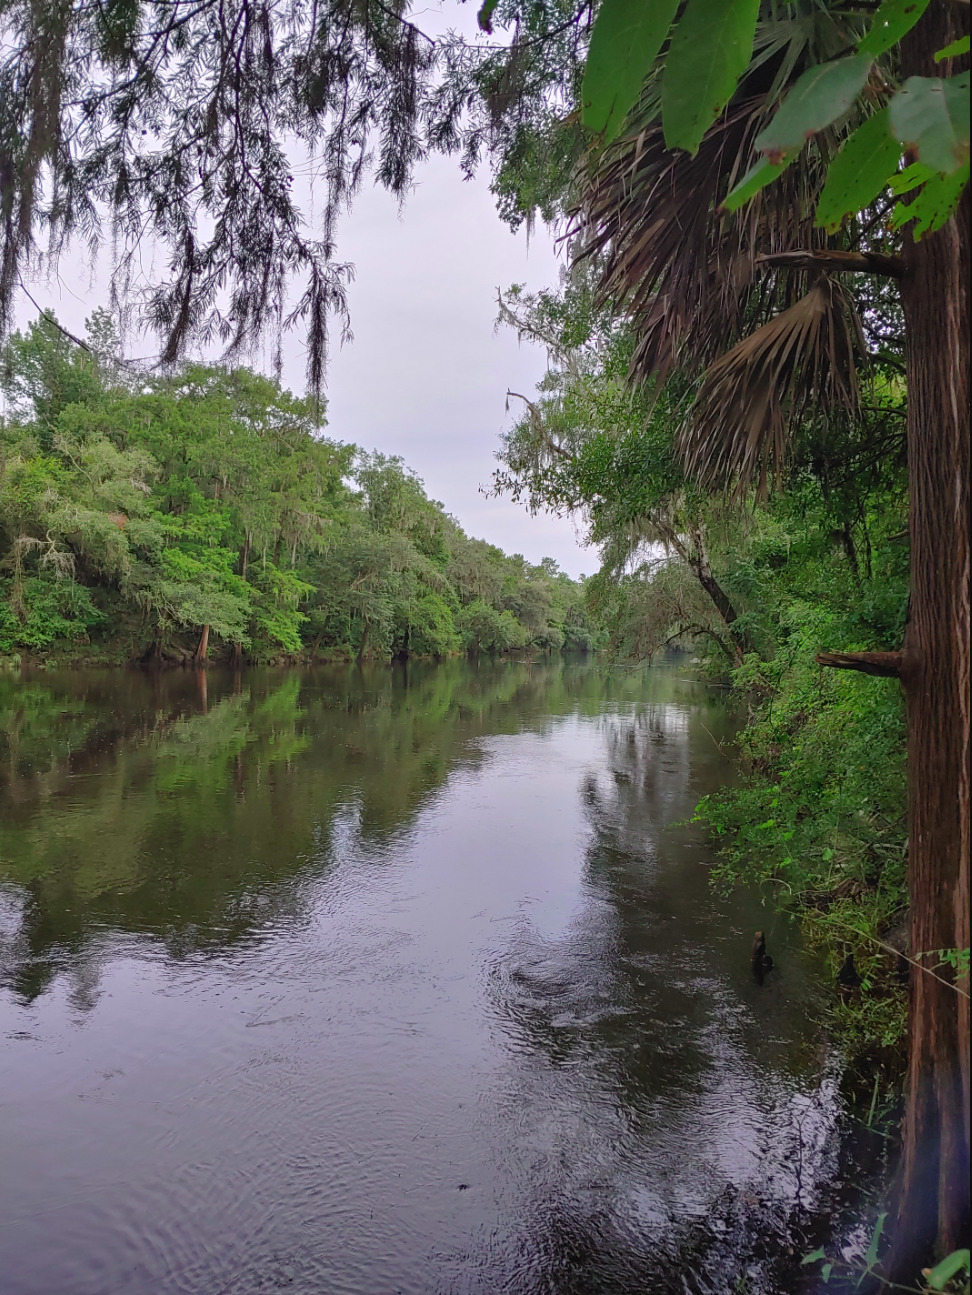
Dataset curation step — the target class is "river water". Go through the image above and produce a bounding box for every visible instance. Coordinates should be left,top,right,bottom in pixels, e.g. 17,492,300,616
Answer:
0,659,857,1294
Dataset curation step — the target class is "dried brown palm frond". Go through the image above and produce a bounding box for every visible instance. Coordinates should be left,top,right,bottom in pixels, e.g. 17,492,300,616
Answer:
679,276,867,492
568,4,875,415
570,92,831,389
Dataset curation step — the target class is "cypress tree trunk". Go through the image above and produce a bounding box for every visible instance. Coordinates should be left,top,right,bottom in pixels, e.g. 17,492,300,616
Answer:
195,623,210,663
890,5,970,1274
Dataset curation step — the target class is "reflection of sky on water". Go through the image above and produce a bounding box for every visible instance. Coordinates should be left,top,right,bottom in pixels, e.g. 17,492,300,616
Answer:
0,661,861,1294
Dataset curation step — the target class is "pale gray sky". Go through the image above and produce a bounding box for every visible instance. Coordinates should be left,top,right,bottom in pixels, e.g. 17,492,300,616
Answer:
299,158,592,578
17,157,593,579
13,1,594,578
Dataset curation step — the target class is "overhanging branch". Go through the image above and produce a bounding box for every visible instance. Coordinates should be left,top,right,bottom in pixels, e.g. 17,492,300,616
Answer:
816,650,903,677
757,250,904,279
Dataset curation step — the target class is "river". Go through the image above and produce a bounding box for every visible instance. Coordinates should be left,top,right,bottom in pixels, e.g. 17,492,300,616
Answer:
0,658,862,1294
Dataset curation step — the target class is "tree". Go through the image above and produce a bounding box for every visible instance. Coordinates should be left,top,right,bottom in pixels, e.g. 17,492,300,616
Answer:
0,312,108,451
0,0,591,389
494,278,754,661
570,0,968,1275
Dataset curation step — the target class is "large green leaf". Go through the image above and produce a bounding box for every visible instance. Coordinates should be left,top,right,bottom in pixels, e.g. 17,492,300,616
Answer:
890,161,970,237
582,0,681,141
925,1249,971,1292
661,0,760,155
721,155,791,212
816,108,901,231
935,36,971,62
754,54,873,162
889,74,971,172
858,0,931,59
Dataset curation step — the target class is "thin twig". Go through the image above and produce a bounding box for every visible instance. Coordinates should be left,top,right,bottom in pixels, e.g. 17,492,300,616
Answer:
828,917,970,999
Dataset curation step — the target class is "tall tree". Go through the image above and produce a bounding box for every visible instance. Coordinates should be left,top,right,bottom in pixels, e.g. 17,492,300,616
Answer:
571,0,969,1275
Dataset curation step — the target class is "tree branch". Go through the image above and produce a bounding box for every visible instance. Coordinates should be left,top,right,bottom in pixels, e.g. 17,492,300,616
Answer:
757,250,905,279
505,391,573,460
17,281,92,351
816,650,903,677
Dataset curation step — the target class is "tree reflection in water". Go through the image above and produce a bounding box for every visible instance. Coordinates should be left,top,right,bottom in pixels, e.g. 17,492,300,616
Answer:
0,660,867,1295
473,696,844,1294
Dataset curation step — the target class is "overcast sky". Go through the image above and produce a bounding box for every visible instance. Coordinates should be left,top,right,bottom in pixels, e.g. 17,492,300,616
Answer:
13,15,596,579
295,157,592,578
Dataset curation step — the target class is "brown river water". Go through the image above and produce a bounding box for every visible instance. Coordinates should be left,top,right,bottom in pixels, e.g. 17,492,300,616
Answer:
0,658,874,1294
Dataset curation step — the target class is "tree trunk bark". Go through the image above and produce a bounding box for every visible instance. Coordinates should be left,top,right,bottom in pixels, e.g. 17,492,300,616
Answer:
690,555,746,657
667,520,751,661
889,6,970,1276
195,623,210,663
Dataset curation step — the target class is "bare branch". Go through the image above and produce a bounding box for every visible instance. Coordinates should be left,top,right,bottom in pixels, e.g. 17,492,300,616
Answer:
757,250,905,279
816,650,903,677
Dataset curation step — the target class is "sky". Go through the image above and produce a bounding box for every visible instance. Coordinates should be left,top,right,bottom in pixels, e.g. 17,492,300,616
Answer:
11,5,596,579
295,157,593,578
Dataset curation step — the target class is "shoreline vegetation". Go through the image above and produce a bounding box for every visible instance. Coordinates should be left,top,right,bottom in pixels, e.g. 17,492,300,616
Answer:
0,314,601,673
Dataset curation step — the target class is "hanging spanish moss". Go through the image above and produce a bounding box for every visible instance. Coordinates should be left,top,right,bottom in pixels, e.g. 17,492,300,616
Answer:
0,0,591,392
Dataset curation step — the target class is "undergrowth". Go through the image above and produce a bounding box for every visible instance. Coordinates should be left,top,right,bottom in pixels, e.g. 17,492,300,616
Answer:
693,603,909,1078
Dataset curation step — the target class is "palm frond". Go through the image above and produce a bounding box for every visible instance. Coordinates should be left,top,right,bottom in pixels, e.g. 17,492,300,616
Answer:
679,276,867,492
568,4,874,415
570,91,830,388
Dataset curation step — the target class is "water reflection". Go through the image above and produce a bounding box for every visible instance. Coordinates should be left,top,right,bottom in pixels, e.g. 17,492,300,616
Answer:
473,701,839,1293
2,661,603,1000
0,659,846,1294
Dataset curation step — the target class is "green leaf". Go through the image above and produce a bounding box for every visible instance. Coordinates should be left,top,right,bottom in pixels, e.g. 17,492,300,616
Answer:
858,0,931,60
936,36,971,62
816,108,901,231
892,161,971,236
721,155,791,211
889,74,971,172
755,55,873,162
801,1248,827,1266
925,1249,971,1291
661,0,760,155
821,1262,833,1284
582,0,681,141
864,1211,887,1271
889,159,936,195
476,0,498,34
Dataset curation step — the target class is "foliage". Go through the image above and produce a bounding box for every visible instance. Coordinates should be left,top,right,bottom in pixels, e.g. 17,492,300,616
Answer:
0,0,593,386
581,0,969,233
0,313,599,664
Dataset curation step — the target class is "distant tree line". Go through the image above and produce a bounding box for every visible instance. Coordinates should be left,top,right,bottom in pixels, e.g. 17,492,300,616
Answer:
0,313,600,665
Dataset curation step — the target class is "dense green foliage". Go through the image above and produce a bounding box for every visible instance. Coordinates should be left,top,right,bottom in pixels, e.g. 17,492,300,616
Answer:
691,502,911,1062
494,275,913,1067
0,313,599,665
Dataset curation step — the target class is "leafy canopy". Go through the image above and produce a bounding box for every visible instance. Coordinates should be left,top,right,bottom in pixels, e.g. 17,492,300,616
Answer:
582,0,969,235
